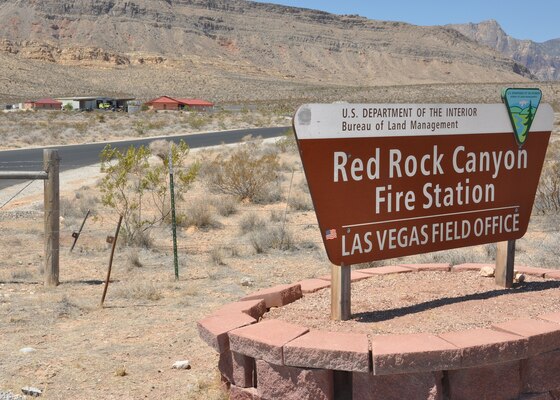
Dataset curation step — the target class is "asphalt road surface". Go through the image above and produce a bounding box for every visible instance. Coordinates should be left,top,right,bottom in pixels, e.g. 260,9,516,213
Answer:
0,126,290,191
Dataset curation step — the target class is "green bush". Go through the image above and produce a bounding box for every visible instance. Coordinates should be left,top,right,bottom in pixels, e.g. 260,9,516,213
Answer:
203,141,280,202
99,141,197,246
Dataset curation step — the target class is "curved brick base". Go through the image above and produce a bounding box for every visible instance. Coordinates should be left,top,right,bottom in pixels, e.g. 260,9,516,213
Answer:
197,264,560,399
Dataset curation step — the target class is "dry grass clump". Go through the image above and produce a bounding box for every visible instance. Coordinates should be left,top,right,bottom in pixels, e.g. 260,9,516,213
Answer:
534,141,560,214
529,232,560,268
126,250,144,270
210,246,227,266
180,199,222,230
211,195,239,217
54,295,84,319
250,225,296,253
288,192,313,211
60,186,100,220
114,282,163,301
239,212,267,234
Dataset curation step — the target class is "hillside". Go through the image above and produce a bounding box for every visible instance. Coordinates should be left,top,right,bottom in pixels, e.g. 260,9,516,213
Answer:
0,0,532,103
449,19,560,81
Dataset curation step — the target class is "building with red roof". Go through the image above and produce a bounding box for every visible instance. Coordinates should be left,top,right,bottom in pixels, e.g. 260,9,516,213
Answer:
145,96,214,111
22,98,62,110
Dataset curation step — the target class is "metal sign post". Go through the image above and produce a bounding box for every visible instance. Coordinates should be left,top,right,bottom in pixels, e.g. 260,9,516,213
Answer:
70,209,91,252
169,146,179,280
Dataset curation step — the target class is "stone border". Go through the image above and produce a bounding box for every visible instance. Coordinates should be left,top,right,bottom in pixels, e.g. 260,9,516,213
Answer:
198,264,560,399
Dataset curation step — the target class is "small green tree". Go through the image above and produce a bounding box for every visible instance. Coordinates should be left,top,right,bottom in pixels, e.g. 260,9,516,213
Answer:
99,142,198,246
63,103,74,111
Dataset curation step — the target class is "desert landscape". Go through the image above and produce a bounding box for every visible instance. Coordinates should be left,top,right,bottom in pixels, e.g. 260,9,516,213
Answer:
0,106,559,399
1,0,560,399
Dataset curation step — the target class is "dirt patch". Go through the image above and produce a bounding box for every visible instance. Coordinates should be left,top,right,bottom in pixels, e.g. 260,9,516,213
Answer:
265,270,560,335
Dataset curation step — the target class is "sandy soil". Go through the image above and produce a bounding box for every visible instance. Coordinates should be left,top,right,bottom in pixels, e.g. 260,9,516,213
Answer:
1,122,559,399
266,270,560,335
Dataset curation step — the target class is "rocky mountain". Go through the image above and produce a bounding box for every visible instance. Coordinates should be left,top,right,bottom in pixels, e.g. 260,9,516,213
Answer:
448,20,560,81
0,0,533,103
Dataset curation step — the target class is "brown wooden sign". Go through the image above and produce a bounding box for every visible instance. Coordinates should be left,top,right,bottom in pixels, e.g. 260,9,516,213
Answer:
293,103,553,266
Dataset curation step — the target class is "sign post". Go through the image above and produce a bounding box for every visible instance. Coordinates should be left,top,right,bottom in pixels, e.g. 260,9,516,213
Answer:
293,100,553,320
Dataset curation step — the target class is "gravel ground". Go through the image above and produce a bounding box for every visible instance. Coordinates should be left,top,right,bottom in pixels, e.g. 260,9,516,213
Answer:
266,270,560,335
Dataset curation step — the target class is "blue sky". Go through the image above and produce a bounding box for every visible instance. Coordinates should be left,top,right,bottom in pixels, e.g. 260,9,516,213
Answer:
255,0,559,43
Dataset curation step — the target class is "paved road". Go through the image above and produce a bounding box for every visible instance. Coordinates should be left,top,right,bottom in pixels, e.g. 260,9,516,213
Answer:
0,126,290,191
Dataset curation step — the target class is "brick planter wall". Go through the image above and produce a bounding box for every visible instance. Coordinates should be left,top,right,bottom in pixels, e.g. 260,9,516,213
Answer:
197,264,560,400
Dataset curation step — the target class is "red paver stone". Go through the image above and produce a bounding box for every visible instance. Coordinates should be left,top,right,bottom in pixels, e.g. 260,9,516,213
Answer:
256,359,333,400
283,331,370,372
197,313,256,353
398,263,451,272
522,349,560,392
371,333,461,375
515,266,553,277
318,270,373,282
229,385,261,400
358,265,414,275
545,270,560,279
451,263,493,272
539,311,560,325
439,328,528,368
353,371,443,400
447,360,522,400
212,299,267,320
492,318,560,356
219,351,255,388
241,283,302,308
229,319,309,365
297,278,331,294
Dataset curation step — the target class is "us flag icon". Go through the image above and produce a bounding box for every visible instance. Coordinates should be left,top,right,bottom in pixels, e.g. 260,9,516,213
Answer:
325,229,337,240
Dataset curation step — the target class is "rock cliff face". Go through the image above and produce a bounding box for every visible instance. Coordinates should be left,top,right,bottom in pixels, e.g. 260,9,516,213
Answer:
449,20,560,81
0,0,533,102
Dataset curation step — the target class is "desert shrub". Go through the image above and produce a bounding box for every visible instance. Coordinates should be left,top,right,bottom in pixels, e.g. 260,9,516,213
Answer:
485,243,497,260
534,160,560,214
59,197,80,219
530,232,560,267
180,199,221,230
127,250,143,269
10,269,34,281
203,141,280,202
61,187,99,219
240,212,266,234
54,295,82,318
99,141,197,246
210,246,227,266
269,209,283,222
115,282,163,301
252,182,284,204
250,225,295,253
275,128,298,153
186,112,208,130
212,195,239,217
288,192,314,211
120,228,154,249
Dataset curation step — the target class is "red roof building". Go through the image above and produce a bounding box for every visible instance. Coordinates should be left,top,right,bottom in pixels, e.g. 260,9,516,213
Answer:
23,98,62,110
145,96,214,111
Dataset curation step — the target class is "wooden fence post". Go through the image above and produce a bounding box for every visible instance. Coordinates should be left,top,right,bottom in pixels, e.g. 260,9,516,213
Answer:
44,149,60,287
331,263,351,321
495,240,515,288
